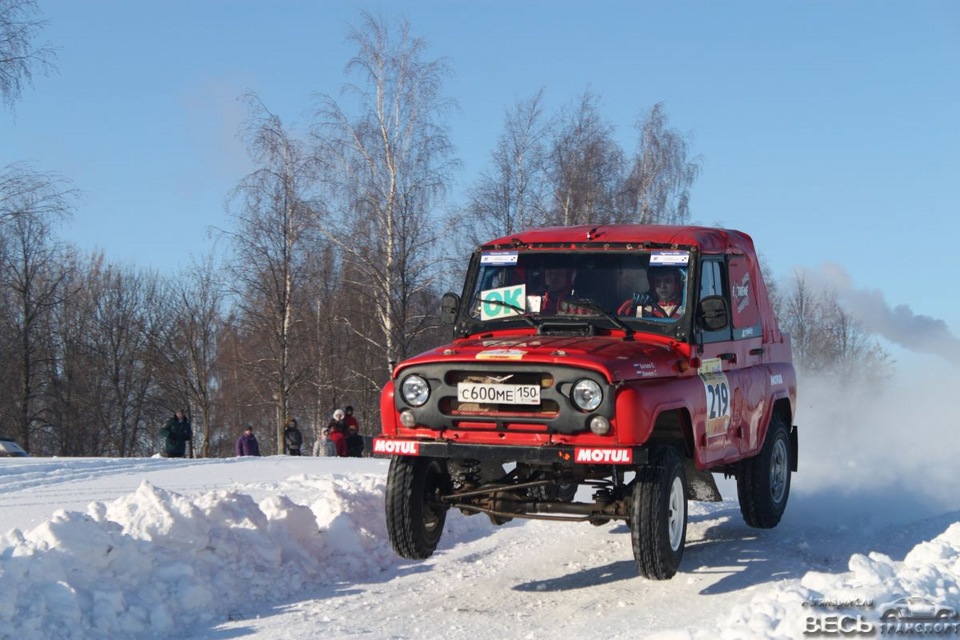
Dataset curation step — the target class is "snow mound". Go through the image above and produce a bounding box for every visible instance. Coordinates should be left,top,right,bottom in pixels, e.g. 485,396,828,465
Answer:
0,475,398,640
657,522,960,639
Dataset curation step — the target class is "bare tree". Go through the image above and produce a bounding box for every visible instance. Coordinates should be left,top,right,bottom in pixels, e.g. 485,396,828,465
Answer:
43,250,99,455
0,0,55,110
781,273,819,372
0,164,72,451
0,162,72,224
464,88,551,244
545,91,623,226
780,272,892,384
312,13,457,375
160,255,225,457
223,94,321,452
621,103,701,225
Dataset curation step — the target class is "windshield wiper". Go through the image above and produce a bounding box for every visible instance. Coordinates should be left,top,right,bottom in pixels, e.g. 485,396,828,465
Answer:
565,298,635,339
478,297,540,328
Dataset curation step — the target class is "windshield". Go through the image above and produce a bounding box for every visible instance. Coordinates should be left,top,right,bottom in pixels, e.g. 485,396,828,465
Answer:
460,249,691,333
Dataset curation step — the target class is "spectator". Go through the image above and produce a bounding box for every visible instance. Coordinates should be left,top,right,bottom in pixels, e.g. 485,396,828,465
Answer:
344,405,360,431
313,425,337,457
346,424,364,457
236,424,261,457
283,417,303,456
160,409,192,458
326,409,348,457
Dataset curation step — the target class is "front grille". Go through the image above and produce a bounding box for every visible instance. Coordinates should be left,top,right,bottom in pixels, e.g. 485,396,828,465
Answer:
397,362,613,435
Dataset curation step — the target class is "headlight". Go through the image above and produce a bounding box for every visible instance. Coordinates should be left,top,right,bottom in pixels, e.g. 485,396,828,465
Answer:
400,374,430,407
571,379,602,412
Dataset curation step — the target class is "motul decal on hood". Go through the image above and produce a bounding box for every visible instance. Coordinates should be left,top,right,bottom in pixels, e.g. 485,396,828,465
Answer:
373,439,420,455
574,448,634,464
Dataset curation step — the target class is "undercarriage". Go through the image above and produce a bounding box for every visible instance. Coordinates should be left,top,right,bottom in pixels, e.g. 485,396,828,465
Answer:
444,460,634,526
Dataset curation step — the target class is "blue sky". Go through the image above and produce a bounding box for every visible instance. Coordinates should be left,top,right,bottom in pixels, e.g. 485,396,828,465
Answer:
4,1,959,348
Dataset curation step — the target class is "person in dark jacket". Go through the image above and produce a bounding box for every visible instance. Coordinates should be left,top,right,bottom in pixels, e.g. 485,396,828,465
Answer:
236,424,261,457
345,424,364,457
160,410,192,458
283,418,303,455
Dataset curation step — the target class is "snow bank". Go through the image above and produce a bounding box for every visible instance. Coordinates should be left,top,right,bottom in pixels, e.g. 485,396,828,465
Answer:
657,522,960,639
0,474,395,640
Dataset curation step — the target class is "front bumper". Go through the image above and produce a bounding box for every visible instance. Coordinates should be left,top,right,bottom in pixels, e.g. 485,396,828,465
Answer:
372,437,648,466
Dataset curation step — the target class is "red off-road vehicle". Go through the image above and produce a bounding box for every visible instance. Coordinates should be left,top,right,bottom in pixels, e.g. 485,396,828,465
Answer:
375,225,797,579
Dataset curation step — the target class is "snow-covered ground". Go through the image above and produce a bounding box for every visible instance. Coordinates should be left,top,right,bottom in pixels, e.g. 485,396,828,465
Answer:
1,371,959,639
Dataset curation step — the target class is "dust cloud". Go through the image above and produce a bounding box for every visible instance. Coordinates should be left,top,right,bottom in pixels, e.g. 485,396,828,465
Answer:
779,264,959,528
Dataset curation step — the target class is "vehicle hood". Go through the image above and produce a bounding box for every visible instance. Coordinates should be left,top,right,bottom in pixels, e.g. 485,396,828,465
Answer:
397,333,688,382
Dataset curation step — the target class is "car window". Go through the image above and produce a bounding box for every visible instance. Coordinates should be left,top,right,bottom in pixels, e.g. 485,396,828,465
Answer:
699,258,732,343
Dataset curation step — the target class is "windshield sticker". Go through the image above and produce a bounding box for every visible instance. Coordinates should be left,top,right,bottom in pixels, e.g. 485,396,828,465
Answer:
480,284,526,321
650,250,690,266
480,251,519,266
476,349,526,360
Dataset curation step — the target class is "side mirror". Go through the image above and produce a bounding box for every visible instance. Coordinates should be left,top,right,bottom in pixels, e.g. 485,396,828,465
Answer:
440,292,460,325
699,295,729,331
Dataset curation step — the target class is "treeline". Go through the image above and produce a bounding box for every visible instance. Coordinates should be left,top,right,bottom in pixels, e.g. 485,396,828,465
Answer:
1,5,889,457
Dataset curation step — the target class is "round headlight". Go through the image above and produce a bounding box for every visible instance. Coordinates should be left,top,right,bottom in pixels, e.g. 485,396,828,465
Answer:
400,374,430,407
571,379,603,412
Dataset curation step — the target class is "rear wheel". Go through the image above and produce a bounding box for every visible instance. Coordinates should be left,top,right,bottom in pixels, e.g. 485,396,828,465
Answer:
630,447,687,580
385,456,450,559
737,414,792,528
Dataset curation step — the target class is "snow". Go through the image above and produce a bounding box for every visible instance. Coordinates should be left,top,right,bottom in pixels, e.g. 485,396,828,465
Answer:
2,371,959,639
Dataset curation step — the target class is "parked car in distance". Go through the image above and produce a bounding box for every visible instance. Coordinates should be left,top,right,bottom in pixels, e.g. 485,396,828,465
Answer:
0,437,29,457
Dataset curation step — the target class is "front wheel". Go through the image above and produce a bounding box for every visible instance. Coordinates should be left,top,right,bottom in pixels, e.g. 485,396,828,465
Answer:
630,447,687,580
737,414,792,528
385,456,450,559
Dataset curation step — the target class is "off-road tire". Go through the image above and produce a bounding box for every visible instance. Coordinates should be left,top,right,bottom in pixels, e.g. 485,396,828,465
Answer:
385,456,450,559
630,447,687,580
737,414,792,528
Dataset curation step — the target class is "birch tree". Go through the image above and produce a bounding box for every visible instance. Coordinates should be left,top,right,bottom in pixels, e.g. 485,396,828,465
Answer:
545,92,623,226
313,13,457,376
621,103,701,224
464,88,551,244
224,95,321,452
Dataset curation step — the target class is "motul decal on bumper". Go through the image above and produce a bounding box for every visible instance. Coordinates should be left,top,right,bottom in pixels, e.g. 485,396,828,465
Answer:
373,438,420,456
574,448,633,464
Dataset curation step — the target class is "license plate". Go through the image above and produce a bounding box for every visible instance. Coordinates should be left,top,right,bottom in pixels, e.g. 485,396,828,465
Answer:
457,382,540,405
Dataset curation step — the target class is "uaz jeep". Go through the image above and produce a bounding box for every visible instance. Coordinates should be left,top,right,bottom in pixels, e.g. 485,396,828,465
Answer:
375,225,797,579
